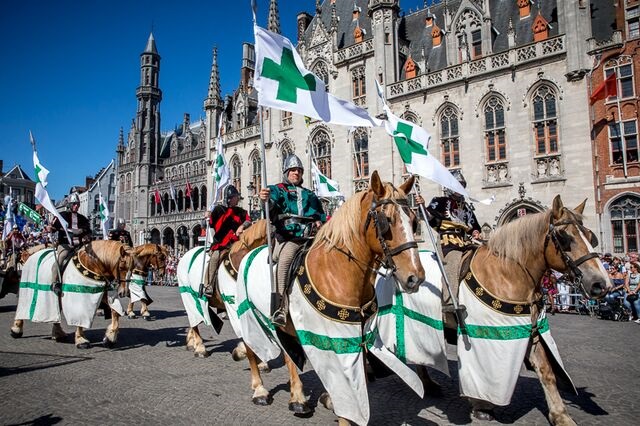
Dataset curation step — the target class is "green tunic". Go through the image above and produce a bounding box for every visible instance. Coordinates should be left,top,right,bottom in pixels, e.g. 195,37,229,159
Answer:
266,182,326,239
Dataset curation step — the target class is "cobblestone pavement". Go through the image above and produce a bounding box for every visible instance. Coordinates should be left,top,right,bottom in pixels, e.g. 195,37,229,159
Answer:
1,287,638,425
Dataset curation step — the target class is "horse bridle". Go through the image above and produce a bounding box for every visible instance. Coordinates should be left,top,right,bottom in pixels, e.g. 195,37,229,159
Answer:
364,196,418,273
543,218,599,295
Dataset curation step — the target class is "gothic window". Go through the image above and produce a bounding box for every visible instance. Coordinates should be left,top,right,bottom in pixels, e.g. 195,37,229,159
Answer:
610,195,640,253
193,161,199,175
311,130,332,177
126,173,132,191
231,155,242,192
149,195,156,216
280,140,294,169
484,97,507,162
352,67,366,105
440,106,460,168
163,193,169,214
353,128,369,179
200,185,207,209
312,61,329,91
531,85,559,156
192,186,199,211
281,110,292,129
454,9,482,61
185,164,191,176
119,178,125,193
249,150,262,192
402,111,419,124
605,57,635,100
179,165,184,178
177,190,184,212
627,5,639,38
200,160,206,174
165,169,171,180
609,120,638,165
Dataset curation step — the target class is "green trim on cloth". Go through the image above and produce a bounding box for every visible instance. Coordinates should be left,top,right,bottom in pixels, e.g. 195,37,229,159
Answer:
179,284,206,317
130,278,145,286
188,248,205,273
460,318,549,340
221,293,235,304
239,245,274,333
60,283,105,294
297,329,376,354
28,249,52,320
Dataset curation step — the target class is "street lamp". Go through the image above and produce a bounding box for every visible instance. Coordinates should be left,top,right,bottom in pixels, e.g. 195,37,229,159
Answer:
246,182,257,220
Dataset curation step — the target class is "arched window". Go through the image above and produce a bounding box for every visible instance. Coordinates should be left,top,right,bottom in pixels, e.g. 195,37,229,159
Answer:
353,128,369,179
312,61,330,91
455,9,483,61
177,190,184,212
311,130,332,177
179,165,184,178
165,168,171,180
230,155,242,193
280,140,294,169
119,177,125,193
200,185,207,210
531,85,559,156
352,66,366,105
192,186,199,211
484,96,507,162
163,193,169,214
149,195,156,216
440,106,460,168
126,173,132,191
610,195,640,253
249,150,262,192
281,110,292,129
185,164,191,176
402,111,419,124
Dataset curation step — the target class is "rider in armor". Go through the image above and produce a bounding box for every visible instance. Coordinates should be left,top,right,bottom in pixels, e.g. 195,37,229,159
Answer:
203,185,251,298
420,171,480,309
49,192,92,293
108,218,133,247
258,154,326,327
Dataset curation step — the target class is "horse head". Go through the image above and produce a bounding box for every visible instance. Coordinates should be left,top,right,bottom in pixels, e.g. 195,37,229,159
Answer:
545,195,608,299
363,171,425,293
132,243,169,277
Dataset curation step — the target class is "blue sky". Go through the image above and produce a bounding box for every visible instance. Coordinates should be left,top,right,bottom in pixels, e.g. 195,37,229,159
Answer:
0,0,425,200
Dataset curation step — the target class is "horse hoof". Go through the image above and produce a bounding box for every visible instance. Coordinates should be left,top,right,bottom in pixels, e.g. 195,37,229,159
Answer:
102,337,115,349
194,351,210,358
127,313,136,319
252,395,271,406
258,362,271,373
76,341,91,349
143,315,153,321
10,329,23,339
289,402,313,416
472,409,495,421
319,392,333,411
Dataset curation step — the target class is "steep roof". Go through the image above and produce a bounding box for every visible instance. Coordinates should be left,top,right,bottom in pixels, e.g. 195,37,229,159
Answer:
3,164,32,181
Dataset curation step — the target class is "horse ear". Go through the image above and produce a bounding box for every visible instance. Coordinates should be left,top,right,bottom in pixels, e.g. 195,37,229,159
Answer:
574,198,587,215
551,195,564,220
399,175,415,195
120,245,133,257
369,171,385,197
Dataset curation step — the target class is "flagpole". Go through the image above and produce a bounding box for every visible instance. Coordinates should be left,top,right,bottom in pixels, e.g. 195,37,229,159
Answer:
258,106,277,311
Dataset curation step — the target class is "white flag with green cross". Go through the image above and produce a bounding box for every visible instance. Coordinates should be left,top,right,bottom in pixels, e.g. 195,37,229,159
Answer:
311,161,342,198
211,116,230,207
31,138,69,231
98,187,110,240
253,24,381,127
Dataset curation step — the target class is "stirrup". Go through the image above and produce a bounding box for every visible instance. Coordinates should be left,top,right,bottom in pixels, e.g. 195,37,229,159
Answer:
271,309,287,327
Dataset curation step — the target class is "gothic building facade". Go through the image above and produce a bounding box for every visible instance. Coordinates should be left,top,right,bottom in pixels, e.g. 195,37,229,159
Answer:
117,0,623,253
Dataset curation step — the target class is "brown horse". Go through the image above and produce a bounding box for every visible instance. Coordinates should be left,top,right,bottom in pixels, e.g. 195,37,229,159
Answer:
416,195,608,425
183,219,268,357
125,243,169,319
11,240,134,348
239,172,424,425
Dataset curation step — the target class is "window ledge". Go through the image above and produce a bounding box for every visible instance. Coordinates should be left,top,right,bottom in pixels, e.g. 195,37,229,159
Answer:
531,177,567,184
481,182,512,189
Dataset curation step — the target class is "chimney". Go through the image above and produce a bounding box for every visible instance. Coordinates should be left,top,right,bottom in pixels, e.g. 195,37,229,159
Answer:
297,12,312,42
85,176,95,189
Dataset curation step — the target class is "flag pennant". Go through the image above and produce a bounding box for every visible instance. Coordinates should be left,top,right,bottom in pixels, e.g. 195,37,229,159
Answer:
186,179,192,198
212,115,230,206
375,82,494,205
169,181,177,202
311,162,342,198
98,187,110,240
154,189,161,205
254,24,381,128
589,72,618,105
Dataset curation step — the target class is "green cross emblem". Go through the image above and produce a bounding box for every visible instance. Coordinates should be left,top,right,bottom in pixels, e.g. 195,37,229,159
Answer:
319,174,338,192
34,163,43,184
393,122,428,164
261,47,316,103
99,200,107,221
214,154,224,182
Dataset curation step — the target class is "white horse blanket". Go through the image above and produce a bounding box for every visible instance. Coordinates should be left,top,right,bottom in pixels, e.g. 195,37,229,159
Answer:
177,247,212,328
375,249,448,374
16,249,111,328
236,246,423,426
457,268,573,405
129,273,152,304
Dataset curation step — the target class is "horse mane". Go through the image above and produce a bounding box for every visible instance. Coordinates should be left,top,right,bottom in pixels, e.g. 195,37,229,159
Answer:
81,240,127,272
312,181,398,254
487,209,553,265
133,243,159,258
230,219,268,256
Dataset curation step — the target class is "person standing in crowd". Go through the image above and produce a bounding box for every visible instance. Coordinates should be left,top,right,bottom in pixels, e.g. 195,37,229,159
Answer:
605,256,627,309
108,218,133,247
416,170,481,311
49,192,91,292
258,154,326,327
625,261,640,323
203,185,251,298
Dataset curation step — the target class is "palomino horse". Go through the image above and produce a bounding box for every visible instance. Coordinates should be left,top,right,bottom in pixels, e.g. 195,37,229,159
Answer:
11,240,134,348
236,172,425,425
177,219,268,357
402,196,607,425
125,243,169,320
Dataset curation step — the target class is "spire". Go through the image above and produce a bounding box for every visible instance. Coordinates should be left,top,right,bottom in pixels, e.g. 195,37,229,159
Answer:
204,47,222,111
267,0,281,34
330,2,339,32
144,32,158,54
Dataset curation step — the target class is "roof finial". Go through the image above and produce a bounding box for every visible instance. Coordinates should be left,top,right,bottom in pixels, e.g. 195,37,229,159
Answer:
268,0,281,34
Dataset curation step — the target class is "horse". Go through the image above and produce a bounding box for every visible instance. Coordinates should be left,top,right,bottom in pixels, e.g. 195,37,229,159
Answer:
234,171,425,425
125,243,169,320
10,240,135,348
386,195,607,426
177,219,268,357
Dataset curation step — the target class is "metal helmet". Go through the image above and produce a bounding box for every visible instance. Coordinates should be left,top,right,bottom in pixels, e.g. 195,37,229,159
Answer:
283,154,304,175
117,218,126,228
13,224,18,230
224,185,241,205
68,192,80,205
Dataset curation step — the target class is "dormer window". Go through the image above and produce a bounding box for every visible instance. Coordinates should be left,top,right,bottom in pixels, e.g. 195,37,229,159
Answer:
518,0,531,18
354,25,363,43
405,56,417,79
432,23,442,47
532,13,549,42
